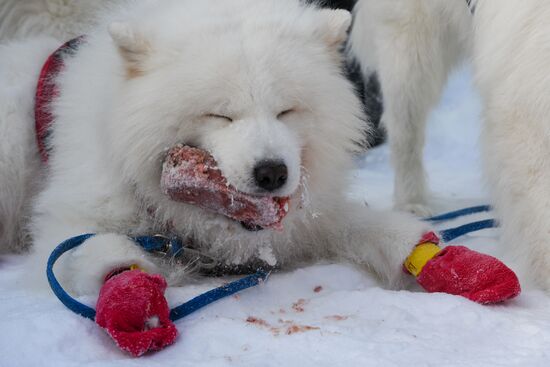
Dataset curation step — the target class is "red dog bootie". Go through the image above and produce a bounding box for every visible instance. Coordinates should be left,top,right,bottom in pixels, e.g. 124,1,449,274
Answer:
404,232,521,304
95,269,178,356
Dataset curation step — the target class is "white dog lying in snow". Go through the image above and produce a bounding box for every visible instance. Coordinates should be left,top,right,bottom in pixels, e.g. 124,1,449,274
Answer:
0,0,430,296
350,0,550,290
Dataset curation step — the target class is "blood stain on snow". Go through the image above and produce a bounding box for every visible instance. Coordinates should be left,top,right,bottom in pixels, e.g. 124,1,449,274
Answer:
286,325,320,335
292,298,308,312
246,316,270,328
324,315,349,321
245,316,320,336
314,286,323,293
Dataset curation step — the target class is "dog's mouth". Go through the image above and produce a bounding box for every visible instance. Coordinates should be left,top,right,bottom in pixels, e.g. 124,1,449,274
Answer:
160,145,290,231
240,221,269,232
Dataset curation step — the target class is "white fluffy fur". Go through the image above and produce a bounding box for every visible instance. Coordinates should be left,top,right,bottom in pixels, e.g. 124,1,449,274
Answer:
349,0,473,215
0,0,429,296
351,0,550,290
0,0,124,42
0,38,57,253
473,0,550,290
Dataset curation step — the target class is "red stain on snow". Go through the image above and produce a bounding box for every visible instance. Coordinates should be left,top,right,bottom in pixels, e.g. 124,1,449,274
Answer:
285,325,320,335
324,315,349,321
292,299,308,313
246,316,270,328
245,315,319,336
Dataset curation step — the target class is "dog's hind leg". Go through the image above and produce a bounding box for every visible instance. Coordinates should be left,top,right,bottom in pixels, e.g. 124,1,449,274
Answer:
349,0,471,215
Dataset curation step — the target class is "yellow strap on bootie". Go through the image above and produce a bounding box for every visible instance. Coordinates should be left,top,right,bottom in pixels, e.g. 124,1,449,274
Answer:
104,264,145,283
130,264,143,271
404,242,442,277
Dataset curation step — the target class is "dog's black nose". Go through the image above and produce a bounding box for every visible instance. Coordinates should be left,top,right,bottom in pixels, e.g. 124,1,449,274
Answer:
254,160,288,192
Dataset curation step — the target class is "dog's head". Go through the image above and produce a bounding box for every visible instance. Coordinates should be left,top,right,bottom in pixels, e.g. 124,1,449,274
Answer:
105,0,365,232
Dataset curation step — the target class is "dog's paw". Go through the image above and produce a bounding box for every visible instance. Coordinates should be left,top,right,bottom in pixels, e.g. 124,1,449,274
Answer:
395,202,433,217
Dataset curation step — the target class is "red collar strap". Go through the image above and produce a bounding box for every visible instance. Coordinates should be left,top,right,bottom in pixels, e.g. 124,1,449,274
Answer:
35,36,85,163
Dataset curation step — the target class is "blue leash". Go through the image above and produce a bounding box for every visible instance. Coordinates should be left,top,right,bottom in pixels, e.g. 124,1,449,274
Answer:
47,234,269,322
439,219,496,242
47,234,97,320
425,205,491,222
427,205,497,242
47,205,496,322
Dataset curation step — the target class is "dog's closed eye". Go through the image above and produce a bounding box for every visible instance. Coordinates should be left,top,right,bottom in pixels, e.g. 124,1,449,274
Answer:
277,109,295,119
206,113,233,122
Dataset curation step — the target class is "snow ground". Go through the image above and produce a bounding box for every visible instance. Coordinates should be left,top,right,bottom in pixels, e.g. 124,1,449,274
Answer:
2,68,550,366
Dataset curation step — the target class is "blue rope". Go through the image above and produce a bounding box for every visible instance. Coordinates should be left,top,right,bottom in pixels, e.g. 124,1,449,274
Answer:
425,205,491,222
46,235,269,322
170,271,268,321
425,205,497,242
46,234,97,320
47,205,497,322
439,219,497,242
133,236,184,257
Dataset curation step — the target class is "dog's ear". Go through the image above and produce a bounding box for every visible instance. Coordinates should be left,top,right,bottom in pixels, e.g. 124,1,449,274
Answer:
109,22,151,78
315,9,352,48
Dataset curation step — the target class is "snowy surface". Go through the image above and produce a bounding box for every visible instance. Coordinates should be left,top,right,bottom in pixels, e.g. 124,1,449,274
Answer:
2,68,550,366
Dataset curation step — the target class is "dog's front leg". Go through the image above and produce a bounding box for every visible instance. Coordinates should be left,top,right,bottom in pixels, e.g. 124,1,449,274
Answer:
29,217,160,296
62,233,161,296
327,201,431,289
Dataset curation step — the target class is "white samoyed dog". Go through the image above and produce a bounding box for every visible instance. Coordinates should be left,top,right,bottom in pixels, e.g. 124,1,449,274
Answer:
349,0,473,216
474,0,550,290
351,0,550,290
0,0,430,296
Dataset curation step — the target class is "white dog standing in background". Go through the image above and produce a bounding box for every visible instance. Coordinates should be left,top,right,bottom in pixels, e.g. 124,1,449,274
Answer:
474,0,550,290
351,0,550,290
349,0,473,216
0,0,430,296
